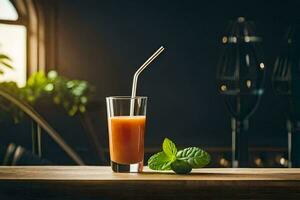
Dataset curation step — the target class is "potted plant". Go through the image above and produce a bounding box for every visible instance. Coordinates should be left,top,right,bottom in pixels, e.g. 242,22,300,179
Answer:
0,53,94,165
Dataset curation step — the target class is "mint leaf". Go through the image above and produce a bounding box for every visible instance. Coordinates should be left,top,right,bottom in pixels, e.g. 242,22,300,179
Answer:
148,139,211,174
147,138,177,171
171,160,192,174
176,147,210,168
163,138,177,157
148,151,175,170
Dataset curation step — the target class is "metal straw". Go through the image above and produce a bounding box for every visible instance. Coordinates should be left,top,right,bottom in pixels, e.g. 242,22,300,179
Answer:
130,46,165,115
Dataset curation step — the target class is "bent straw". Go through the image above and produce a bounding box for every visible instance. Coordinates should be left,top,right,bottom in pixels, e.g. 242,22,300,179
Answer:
130,46,165,115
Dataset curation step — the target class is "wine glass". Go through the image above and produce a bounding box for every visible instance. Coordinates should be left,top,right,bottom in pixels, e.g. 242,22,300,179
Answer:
272,24,300,167
217,17,266,167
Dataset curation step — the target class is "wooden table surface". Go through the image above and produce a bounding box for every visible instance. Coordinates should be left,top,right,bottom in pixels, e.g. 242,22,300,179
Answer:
1,166,300,199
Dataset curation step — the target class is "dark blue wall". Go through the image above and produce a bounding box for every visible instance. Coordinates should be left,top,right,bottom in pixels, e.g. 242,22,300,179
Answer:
54,0,299,156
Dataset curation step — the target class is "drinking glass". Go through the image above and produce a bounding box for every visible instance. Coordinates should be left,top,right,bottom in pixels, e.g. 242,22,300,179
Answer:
106,96,147,172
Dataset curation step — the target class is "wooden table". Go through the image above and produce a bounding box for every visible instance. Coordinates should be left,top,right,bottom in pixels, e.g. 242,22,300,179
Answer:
1,166,300,199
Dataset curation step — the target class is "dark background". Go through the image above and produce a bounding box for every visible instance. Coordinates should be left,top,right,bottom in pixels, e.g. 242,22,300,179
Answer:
55,0,298,162
4,0,300,165
56,0,298,146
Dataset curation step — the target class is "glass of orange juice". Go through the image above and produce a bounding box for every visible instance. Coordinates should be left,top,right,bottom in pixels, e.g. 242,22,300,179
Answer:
106,96,147,173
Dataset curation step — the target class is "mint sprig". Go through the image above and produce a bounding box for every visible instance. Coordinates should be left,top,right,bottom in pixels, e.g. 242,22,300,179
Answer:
147,138,210,174
148,152,173,170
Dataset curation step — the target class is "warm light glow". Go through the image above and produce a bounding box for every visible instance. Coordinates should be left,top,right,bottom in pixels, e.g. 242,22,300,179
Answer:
246,80,251,88
245,54,250,66
280,157,288,166
220,84,227,91
0,24,27,86
244,36,250,43
0,0,18,20
259,63,265,69
254,158,262,166
219,158,229,167
237,17,245,23
229,36,237,43
222,36,227,44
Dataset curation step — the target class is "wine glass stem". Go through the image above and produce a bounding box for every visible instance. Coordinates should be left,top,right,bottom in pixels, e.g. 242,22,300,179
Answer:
287,119,300,167
231,118,249,167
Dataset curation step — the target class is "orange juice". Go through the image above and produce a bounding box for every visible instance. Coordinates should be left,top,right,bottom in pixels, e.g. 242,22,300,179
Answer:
108,116,146,164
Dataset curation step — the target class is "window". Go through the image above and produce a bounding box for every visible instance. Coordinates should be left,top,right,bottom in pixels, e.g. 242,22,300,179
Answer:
0,0,53,87
0,0,18,20
0,0,27,86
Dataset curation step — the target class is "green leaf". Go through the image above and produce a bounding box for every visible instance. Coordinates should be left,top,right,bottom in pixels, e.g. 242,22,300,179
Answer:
44,83,54,92
80,96,87,104
148,151,175,170
0,61,14,69
47,70,58,79
176,147,210,168
171,160,192,174
0,54,11,60
162,138,177,157
27,71,48,87
79,105,86,112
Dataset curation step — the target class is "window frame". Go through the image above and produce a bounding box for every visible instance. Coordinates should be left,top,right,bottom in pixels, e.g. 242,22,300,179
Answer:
0,0,57,80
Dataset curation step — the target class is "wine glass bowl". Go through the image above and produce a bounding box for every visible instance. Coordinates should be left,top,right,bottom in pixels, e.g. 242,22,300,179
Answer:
217,17,265,120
